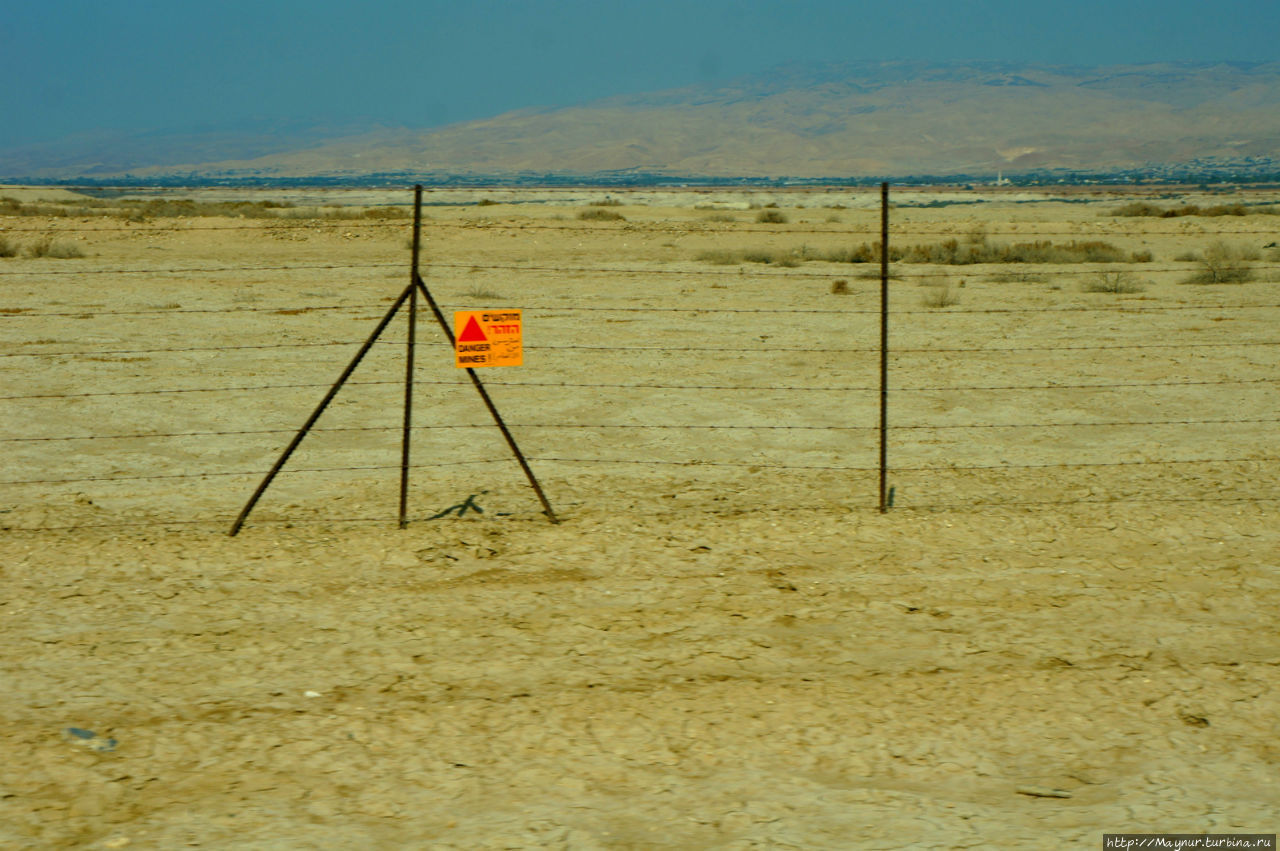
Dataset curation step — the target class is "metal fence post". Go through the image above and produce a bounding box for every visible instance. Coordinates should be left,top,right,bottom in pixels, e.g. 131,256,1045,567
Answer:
879,181,890,513
398,186,423,528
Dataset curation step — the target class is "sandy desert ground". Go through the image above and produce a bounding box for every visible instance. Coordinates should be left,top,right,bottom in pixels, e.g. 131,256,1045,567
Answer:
1,185,1278,848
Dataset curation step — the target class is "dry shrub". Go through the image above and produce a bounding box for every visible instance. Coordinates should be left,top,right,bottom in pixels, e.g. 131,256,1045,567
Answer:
1183,241,1258,284
1112,202,1276,218
988,270,1048,284
1,195,301,220
577,208,625,222
921,284,961,308
464,286,503,301
361,207,410,219
1111,202,1167,217
696,249,744,265
830,280,850,295
1083,271,1146,294
818,242,894,264
0,235,19,258
755,209,788,224
855,265,900,280
697,247,800,267
812,238,1128,265
25,237,84,258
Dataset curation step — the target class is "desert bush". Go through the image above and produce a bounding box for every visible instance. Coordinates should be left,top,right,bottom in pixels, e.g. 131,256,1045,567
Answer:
0,235,19,258
742,248,801,266
361,207,410,219
695,249,744,265
0,197,73,216
577,208,625,222
905,238,1126,264
1111,202,1276,218
817,242,900,264
755,209,788,224
1130,249,1154,262
696,247,801,266
921,284,961,308
698,237,1137,269
854,265,901,280
589,198,623,207
25,237,84,258
809,238,1128,265
1111,202,1167,217
830,279,850,294
1083,271,1146,294
989,270,1048,284
0,195,308,220
1183,241,1258,284
117,199,298,219
464,285,503,301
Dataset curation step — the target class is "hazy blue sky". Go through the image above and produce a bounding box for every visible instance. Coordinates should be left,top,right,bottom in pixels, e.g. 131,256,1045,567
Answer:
3,0,1278,149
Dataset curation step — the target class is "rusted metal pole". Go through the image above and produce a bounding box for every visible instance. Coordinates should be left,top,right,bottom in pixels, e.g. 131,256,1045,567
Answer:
398,187,423,528
413,276,559,524
229,283,413,536
879,181,890,513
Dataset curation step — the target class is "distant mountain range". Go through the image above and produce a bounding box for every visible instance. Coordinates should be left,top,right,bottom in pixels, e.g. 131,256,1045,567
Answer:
5,61,1280,182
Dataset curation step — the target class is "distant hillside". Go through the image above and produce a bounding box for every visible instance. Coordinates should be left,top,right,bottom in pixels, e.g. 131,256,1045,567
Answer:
6,61,1280,181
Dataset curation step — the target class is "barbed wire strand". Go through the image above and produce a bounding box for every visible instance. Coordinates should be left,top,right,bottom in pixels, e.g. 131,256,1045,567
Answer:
4,215,1280,237
2,374,1273,402
0,379,404,401
447,376,1279,392
5,297,1280,319
524,455,1278,472
897,494,1280,510
3,416,1277,446
6,453,1274,489
0,458,508,487
3,338,1279,360
0,261,402,278
3,256,1280,285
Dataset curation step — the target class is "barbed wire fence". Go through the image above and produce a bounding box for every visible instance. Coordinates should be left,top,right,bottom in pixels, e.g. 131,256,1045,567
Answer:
2,184,1278,531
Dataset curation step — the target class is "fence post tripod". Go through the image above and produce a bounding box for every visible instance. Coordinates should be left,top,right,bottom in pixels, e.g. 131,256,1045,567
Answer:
228,185,557,535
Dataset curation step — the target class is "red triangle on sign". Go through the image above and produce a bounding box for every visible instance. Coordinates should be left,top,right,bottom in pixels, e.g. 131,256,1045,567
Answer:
458,315,488,342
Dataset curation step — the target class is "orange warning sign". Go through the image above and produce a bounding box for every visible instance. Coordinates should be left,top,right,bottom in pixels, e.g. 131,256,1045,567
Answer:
454,309,522,368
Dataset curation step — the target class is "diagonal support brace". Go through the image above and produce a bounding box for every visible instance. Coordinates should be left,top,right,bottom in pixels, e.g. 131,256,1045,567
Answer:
228,282,414,536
